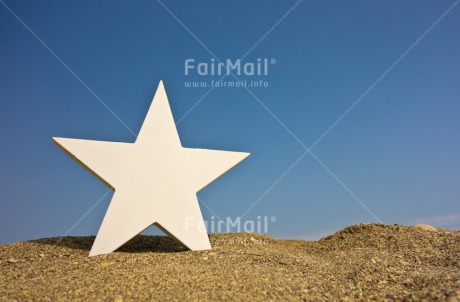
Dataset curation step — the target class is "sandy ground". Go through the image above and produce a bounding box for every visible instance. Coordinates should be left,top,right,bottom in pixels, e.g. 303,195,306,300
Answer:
1,223,459,301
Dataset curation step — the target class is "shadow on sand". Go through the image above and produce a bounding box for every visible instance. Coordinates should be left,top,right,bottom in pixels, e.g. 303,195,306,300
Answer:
32,235,186,253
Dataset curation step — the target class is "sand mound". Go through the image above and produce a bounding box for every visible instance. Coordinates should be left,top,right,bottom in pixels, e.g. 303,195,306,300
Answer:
1,223,459,301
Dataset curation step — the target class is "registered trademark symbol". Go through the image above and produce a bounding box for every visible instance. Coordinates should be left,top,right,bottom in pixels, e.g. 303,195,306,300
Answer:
270,216,276,223
270,58,276,65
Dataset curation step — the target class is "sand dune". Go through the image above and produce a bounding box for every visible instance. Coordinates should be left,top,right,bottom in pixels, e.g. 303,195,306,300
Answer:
1,223,459,301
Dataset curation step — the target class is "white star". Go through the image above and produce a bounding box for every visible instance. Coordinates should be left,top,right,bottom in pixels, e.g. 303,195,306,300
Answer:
53,81,249,256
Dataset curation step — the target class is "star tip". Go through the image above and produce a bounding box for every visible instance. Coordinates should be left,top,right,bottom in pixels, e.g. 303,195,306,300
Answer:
51,137,61,144
52,137,70,145
88,249,101,257
155,80,166,95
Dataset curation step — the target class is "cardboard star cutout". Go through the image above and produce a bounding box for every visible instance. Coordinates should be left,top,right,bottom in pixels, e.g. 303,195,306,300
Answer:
53,81,249,256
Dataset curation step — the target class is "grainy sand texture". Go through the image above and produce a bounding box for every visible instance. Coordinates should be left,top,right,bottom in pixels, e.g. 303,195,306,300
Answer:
1,223,459,301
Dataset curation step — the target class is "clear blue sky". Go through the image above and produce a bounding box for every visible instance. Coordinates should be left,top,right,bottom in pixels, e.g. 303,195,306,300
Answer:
1,0,459,244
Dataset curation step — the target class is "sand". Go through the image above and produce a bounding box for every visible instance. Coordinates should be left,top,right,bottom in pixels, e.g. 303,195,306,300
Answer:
1,223,459,301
